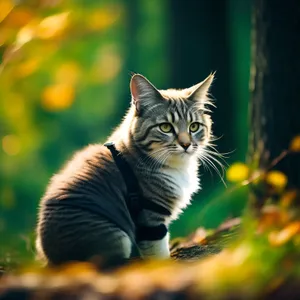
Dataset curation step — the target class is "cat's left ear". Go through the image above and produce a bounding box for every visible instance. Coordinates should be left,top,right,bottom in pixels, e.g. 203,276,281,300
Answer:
188,72,215,103
130,74,161,114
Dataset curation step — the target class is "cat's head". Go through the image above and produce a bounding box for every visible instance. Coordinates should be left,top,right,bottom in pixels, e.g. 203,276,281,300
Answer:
129,73,215,167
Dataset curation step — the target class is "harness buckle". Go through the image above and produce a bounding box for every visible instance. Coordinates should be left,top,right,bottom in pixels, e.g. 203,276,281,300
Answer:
104,141,115,148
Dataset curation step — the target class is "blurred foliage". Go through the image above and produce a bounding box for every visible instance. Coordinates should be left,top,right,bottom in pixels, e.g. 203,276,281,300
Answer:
290,135,300,152
1,183,300,298
226,162,249,182
0,0,132,237
1,4,300,297
0,0,251,264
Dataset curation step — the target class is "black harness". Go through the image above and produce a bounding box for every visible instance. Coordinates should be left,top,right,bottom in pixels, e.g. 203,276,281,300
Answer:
104,142,171,241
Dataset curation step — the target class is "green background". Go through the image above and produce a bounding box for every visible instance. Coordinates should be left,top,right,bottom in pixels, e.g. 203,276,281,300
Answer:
0,0,251,261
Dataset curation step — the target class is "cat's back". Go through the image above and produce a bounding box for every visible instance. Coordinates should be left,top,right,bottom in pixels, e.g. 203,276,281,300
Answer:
40,143,131,225
36,144,135,265
43,144,113,198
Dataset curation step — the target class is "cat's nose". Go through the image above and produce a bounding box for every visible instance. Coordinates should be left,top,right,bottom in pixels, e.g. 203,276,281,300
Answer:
180,142,191,151
178,133,191,151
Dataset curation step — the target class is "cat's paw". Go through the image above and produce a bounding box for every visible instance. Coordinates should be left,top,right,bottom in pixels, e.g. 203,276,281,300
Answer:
138,234,170,259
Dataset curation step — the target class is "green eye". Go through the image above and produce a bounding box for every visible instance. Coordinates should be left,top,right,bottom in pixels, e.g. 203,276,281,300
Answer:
189,122,200,133
159,123,173,133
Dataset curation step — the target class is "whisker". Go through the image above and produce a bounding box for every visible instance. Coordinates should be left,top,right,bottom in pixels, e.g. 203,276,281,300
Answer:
197,145,228,187
136,148,167,169
206,144,234,158
199,154,227,187
203,152,226,173
199,157,214,177
142,149,171,172
203,149,229,166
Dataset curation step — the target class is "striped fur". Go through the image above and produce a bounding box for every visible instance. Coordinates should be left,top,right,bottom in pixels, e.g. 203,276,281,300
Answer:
36,73,216,265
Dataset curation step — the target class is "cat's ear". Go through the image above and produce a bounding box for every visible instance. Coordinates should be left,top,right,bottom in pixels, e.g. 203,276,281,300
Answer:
188,72,215,103
130,74,161,114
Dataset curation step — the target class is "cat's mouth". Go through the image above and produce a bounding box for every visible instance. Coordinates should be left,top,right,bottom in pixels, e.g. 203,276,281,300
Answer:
176,149,194,156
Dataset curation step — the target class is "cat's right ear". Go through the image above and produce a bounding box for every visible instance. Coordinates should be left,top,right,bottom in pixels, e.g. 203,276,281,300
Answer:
130,74,161,114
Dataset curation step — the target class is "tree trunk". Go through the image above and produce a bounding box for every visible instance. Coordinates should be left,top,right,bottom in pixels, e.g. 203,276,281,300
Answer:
169,0,232,155
249,0,300,198
169,0,233,201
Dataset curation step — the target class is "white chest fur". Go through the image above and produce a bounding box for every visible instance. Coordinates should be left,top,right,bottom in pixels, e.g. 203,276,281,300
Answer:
162,156,200,219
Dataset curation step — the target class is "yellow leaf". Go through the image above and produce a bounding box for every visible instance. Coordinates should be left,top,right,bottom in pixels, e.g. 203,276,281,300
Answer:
0,0,14,23
226,162,249,183
269,222,300,247
87,7,121,31
266,170,287,190
16,21,37,47
290,135,300,152
2,134,21,156
41,83,75,111
55,62,81,84
0,27,14,46
4,8,34,28
36,12,70,39
16,58,41,77
90,46,122,83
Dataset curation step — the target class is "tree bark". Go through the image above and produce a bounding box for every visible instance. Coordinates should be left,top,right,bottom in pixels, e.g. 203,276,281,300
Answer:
249,0,300,193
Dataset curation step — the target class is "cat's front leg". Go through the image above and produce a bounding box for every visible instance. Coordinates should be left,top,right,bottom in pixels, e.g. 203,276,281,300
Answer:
138,232,170,259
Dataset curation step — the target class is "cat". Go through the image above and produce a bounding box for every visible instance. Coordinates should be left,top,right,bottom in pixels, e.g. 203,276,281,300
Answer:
36,73,216,267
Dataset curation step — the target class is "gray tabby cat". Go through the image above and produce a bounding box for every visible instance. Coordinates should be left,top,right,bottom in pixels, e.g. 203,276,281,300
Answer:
36,73,215,267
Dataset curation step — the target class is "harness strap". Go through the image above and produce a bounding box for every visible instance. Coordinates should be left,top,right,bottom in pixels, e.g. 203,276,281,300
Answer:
136,224,168,241
104,142,170,241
